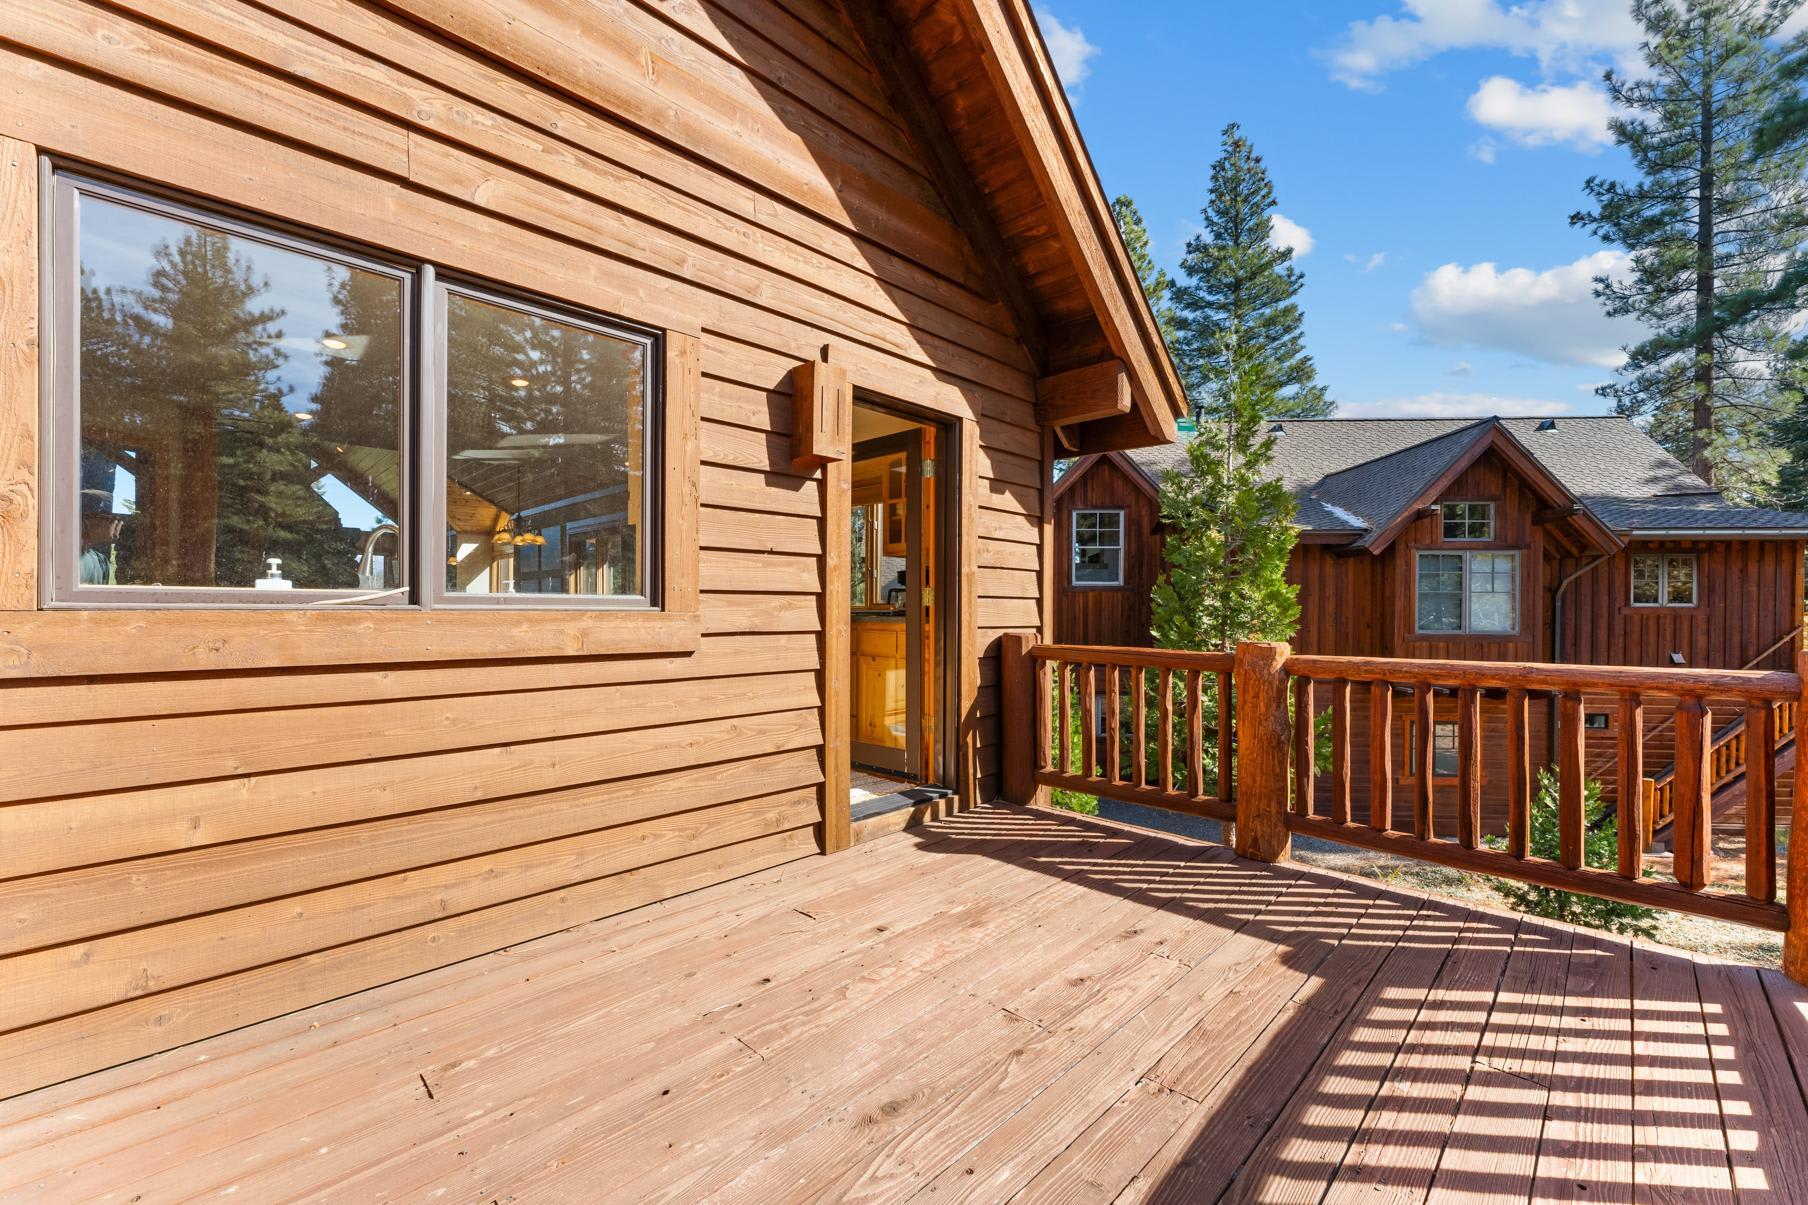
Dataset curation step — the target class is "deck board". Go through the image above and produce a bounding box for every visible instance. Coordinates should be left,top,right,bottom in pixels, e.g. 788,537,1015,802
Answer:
2,803,1805,1204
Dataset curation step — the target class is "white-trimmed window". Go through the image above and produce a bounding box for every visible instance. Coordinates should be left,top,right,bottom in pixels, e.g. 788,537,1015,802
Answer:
1440,501,1493,541
1630,553,1697,608
1072,509,1124,586
1416,550,1518,634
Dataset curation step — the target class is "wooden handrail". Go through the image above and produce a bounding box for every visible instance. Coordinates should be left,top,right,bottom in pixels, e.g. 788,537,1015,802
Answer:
1010,637,1237,824
1646,699,1797,838
998,640,1808,985
1282,653,1798,702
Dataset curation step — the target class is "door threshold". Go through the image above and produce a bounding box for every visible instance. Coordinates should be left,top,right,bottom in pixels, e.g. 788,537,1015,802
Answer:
850,785,951,824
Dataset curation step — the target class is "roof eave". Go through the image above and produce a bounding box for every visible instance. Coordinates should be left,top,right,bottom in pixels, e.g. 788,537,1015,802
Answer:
952,0,1187,439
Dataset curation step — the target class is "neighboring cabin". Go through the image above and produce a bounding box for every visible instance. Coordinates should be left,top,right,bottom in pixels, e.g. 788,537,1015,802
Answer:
1054,416,1808,832
0,0,1185,1098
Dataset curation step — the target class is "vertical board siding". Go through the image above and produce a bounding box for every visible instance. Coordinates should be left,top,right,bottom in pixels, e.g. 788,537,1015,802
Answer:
1052,457,1160,647
0,0,1045,1096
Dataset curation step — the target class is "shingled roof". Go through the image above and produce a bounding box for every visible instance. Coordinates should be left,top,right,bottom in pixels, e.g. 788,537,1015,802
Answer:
1110,416,1808,541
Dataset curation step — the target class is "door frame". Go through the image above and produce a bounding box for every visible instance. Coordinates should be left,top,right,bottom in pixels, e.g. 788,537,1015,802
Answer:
822,397,969,852
848,428,923,776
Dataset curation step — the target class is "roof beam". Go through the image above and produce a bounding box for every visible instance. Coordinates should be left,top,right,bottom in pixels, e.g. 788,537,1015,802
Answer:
840,1,1046,372
1038,359,1130,427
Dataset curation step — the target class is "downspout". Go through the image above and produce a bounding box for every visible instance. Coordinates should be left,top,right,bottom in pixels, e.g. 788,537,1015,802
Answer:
1549,554,1609,756
1551,554,1609,666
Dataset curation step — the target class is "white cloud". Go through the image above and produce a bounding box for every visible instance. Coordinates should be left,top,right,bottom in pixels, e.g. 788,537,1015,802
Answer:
1337,392,1572,419
1448,360,1473,376
1469,138,1499,164
1322,0,1641,90
1410,250,1637,368
1365,251,1387,272
1467,77,1614,151
1269,213,1314,258
1034,8,1099,88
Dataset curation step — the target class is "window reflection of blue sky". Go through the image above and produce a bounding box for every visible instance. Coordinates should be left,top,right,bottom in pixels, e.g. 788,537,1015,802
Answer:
79,193,391,530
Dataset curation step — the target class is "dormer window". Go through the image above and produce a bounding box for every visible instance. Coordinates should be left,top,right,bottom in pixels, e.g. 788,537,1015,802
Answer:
1440,501,1493,541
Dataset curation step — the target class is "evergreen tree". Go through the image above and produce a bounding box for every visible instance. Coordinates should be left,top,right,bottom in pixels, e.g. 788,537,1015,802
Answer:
1171,123,1331,420
1572,0,1808,495
1110,195,1178,352
1150,358,1299,653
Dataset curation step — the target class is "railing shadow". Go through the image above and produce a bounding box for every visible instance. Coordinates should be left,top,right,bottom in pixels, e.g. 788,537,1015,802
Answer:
899,802,1806,1202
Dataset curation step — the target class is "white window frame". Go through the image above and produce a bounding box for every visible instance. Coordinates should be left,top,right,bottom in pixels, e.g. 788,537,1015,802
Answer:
1439,501,1494,542
1414,549,1520,635
1629,552,1699,608
1071,508,1124,587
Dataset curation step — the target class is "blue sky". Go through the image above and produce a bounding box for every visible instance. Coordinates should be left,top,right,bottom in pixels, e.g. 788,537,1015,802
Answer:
1032,0,1693,419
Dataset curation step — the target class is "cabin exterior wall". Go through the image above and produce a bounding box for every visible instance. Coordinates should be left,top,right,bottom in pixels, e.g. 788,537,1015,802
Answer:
1052,455,1159,648
0,0,1051,1096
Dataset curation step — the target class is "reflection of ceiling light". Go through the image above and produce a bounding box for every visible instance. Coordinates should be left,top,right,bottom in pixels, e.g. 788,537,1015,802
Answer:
491,528,513,545
509,377,531,389
512,532,547,547
295,410,316,424
321,335,349,350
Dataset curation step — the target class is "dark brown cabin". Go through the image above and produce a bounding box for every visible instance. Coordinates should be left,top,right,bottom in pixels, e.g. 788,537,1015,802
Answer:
1054,416,1808,834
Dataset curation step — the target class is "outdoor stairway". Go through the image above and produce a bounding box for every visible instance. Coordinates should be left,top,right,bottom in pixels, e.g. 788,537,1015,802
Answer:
1647,701,1796,850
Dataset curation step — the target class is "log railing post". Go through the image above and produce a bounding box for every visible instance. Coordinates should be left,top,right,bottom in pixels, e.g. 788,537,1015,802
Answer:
1233,640,1292,862
999,633,1039,805
1787,649,1808,985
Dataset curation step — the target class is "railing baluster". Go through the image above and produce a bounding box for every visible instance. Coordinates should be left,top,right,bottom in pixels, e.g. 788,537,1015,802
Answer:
1058,661,1072,776
1558,691,1585,870
1746,699,1776,902
1217,670,1234,801
1414,682,1435,840
1506,687,1529,859
1458,686,1480,849
1617,693,1644,878
1107,664,1122,785
1078,662,1096,780
1158,668,1174,795
1674,695,1711,891
1293,677,1314,817
1035,657,1052,774
1186,670,1204,798
1370,681,1392,832
1330,678,1351,825
1132,666,1147,790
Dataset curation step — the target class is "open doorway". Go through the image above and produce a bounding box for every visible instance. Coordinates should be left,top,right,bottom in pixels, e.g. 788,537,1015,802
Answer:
847,400,954,822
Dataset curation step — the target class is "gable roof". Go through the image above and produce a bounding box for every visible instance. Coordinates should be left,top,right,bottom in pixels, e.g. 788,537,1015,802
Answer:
1100,415,1808,545
858,0,1186,448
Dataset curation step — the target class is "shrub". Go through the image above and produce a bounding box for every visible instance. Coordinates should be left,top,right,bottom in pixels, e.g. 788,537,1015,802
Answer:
1485,768,1660,938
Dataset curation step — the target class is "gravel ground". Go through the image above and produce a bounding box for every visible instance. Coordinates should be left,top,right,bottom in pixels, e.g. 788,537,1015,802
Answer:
1088,798,1786,969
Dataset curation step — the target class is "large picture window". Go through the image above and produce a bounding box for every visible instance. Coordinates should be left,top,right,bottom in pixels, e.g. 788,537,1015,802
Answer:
1072,508,1124,586
47,171,658,609
1416,550,1518,634
1630,552,1697,608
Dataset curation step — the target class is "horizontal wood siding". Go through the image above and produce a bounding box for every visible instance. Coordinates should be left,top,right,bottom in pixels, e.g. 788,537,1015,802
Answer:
0,0,1046,1095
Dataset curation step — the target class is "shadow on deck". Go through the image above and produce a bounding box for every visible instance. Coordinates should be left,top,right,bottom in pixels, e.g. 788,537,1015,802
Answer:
3,803,1807,1202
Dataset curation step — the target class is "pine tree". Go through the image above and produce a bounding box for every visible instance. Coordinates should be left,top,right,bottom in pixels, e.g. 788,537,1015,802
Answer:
1171,123,1331,421
1149,358,1299,654
1110,195,1178,352
1571,0,1808,496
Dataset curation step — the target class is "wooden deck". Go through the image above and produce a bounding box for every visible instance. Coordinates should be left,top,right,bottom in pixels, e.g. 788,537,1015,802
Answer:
4,804,1808,1203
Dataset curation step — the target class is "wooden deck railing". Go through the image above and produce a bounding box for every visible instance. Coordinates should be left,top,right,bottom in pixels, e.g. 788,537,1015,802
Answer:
1645,700,1797,838
1001,636,1808,986
1024,643,1238,824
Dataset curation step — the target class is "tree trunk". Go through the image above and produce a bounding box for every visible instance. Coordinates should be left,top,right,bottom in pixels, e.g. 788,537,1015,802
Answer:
1693,22,1716,484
